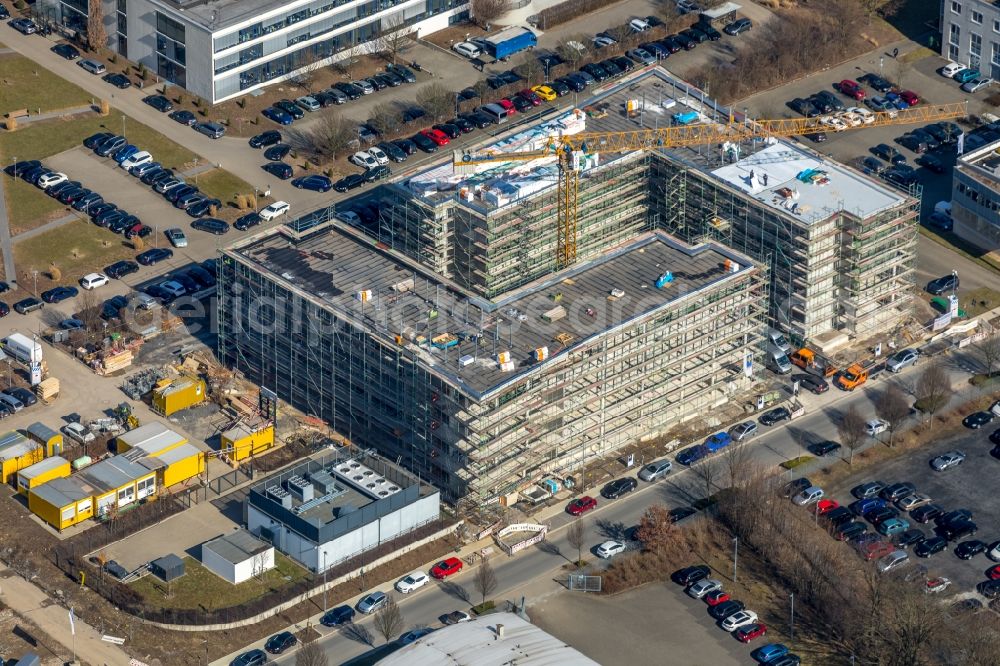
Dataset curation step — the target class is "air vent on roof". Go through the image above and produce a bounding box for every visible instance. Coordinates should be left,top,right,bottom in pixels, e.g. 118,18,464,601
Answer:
310,470,338,495
286,475,314,502
266,486,293,509
331,459,404,500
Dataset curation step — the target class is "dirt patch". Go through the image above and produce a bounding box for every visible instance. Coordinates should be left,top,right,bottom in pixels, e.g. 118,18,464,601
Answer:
422,23,489,51
0,600,68,665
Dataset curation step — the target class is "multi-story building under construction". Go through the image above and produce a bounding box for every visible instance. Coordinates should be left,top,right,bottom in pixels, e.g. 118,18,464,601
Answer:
217,67,917,505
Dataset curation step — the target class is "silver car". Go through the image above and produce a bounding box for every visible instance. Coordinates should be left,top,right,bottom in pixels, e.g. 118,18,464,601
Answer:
357,591,387,614
930,450,965,471
729,421,758,442
687,578,722,598
638,459,672,482
886,348,918,373
877,550,909,574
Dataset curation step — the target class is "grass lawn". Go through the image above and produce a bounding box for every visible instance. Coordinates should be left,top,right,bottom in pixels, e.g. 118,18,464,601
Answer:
13,218,136,285
0,55,93,114
128,553,309,610
2,176,67,235
188,168,256,207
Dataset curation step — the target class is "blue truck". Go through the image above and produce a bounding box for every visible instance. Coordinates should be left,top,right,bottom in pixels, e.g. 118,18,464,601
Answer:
483,26,537,61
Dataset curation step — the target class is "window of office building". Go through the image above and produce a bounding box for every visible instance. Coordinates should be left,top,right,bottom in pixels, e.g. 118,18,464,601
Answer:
951,1,961,13
156,11,186,66
972,10,983,23
993,41,1000,65
994,19,1000,33
972,31,982,58
951,23,961,46
157,54,186,88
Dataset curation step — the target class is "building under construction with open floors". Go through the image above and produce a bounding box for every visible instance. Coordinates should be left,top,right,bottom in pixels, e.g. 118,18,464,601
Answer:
373,66,920,345
218,221,765,504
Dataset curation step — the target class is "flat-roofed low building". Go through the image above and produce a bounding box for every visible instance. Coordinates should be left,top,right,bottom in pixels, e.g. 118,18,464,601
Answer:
116,422,188,457
17,456,71,496
0,431,44,484
201,530,275,584
951,138,1000,250
28,477,96,530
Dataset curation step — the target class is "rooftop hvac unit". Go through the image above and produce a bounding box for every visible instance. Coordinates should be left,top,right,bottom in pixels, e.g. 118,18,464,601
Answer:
310,469,338,495
286,475,314,502
266,486,293,509
331,459,403,499
500,361,516,372
459,354,474,367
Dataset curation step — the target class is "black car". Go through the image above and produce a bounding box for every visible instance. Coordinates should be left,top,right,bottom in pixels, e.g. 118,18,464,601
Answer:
824,507,855,528
807,94,833,114
669,506,697,523
709,599,746,621
788,98,819,117
724,17,752,35
52,43,80,60
263,630,296,654
192,218,230,235
137,248,173,266
896,134,928,153
926,274,959,295
808,440,841,456
836,522,868,541
955,539,987,559
333,174,366,192
186,266,216,289
910,130,940,150
681,27,709,44
411,132,438,153
143,95,173,112
262,162,292,180
782,477,812,499
865,507,900,526
697,23,722,40
559,74,587,92
264,144,291,161
916,154,945,173
234,212,262,231
140,167,167,185
910,504,944,524
333,82,362,100
859,72,893,92
392,138,418,155
601,477,638,499
364,164,391,183
598,59,623,77
660,37,684,53
881,482,916,502
96,134,126,155
433,123,461,139
872,143,906,165
13,297,44,315
915,536,948,557
759,407,790,426
895,528,926,549
884,167,917,189
249,130,281,149
963,411,994,428
581,63,608,82
1,387,36,407
230,649,267,666
89,202,117,219
275,99,304,120
939,519,977,541
102,73,132,89
510,95,533,113
851,481,886,500
671,564,710,586
320,604,356,626
978,580,1000,598
166,184,197,203
446,117,475,136
792,374,828,394
187,197,221,218
169,110,198,126
387,63,416,83
547,79,571,96
105,260,139,279
806,131,828,142
292,175,332,192
460,111,492,129
377,141,408,161
4,159,41,177
41,286,78,303
814,90,845,112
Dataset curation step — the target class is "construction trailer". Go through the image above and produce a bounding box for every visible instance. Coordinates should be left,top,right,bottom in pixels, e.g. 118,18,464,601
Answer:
0,432,44,485
28,476,97,530
25,422,63,457
17,456,71,496
219,421,275,462
115,422,188,457
151,375,207,416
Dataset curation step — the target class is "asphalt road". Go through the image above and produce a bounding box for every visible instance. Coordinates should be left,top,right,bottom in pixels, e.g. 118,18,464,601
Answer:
252,359,978,666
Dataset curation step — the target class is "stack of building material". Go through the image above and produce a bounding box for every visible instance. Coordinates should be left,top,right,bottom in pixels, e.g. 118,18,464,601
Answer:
35,377,59,404
98,349,133,375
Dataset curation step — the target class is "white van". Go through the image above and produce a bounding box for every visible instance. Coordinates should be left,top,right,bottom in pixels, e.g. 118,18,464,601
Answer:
481,103,509,125
767,328,791,354
78,59,106,75
768,347,792,374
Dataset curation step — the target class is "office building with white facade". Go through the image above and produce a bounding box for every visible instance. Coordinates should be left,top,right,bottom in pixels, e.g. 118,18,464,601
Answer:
939,0,1000,78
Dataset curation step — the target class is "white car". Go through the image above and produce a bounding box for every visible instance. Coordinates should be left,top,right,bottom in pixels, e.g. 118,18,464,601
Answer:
962,77,993,93
79,272,109,290
394,571,429,594
596,540,627,559
988,541,1000,562
896,493,932,511
838,112,862,127
351,151,378,169
924,577,951,594
721,610,758,632
159,280,187,298
866,419,888,437
687,578,722,599
259,201,290,221
593,35,616,47
940,62,965,78
820,116,848,131
120,150,153,170
368,146,389,165
877,550,909,574
37,172,68,189
846,106,875,124
63,422,95,444
452,42,481,59
930,450,965,471
629,18,650,32
792,486,824,506
164,228,188,248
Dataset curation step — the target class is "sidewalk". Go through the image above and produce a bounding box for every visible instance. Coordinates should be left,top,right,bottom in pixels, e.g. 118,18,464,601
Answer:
0,566,133,666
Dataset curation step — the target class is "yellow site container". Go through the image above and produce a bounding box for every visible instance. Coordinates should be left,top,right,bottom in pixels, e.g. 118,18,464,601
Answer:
221,423,275,462
0,432,44,484
155,443,206,487
26,422,64,457
152,376,207,416
18,456,71,495
29,477,95,530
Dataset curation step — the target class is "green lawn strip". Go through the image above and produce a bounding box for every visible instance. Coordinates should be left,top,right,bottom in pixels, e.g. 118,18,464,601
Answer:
917,225,1000,274
0,55,93,113
128,553,308,610
2,176,66,235
187,168,256,207
13,218,136,283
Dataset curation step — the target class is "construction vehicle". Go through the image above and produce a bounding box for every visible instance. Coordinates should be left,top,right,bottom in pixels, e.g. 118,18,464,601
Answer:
790,348,838,378
834,360,886,391
453,101,968,268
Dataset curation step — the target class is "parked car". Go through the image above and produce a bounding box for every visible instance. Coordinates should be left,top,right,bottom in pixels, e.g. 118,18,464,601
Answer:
169,110,197,126
671,564,711,586
320,605,355,626
249,130,281,149
808,440,841,457
687,579,722,599
13,297,43,314
638,459,672,481
137,248,173,265
230,649,266,666
356,591,388,614
915,536,948,557
63,422,95,444
259,201,290,221
724,17,753,35
430,557,463,579
395,571,429,594
602,477,638,499
193,122,226,139
963,411,995,429
567,495,597,515
792,486,824,506
930,450,966,471
759,407,791,426
596,540,627,559
264,631,296,654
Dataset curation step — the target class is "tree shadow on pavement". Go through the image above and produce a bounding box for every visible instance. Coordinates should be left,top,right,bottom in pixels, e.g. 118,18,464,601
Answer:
534,539,569,562
595,518,630,540
341,622,375,646
438,580,471,604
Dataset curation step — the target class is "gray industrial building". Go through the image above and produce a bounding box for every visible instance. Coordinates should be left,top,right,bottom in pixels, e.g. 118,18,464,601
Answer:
938,0,1000,78
246,452,439,572
218,67,917,506
951,137,1000,249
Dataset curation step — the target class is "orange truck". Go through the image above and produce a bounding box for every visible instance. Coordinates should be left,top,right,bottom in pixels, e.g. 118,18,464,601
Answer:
789,348,838,378
834,360,886,391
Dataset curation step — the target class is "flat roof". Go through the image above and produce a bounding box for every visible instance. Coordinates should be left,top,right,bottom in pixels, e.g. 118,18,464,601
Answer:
26,422,59,441
232,225,754,399
118,422,186,455
152,0,283,32
79,456,155,493
153,442,203,466
30,476,94,508
958,137,1000,183
203,530,271,564
19,456,69,479
0,431,40,461
377,612,599,666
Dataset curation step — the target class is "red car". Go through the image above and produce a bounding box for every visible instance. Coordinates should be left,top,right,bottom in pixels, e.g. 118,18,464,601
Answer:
420,129,450,146
816,499,839,515
899,90,919,106
497,98,517,115
837,79,865,101
735,622,767,643
567,496,597,516
431,557,463,579
704,590,730,606
517,88,542,106
987,564,1000,580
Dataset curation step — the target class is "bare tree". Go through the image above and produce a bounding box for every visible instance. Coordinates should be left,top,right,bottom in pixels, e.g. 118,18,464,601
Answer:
634,504,675,552
566,519,586,568
556,36,589,69
296,110,354,162
874,384,909,446
606,24,634,49
295,641,329,666
722,441,754,489
473,559,498,606
470,0,511,29
837,405,867,464
372,596,403,643
513,51,545,84
368,103,403,137
652,2,690,33
689,458,718,501
415,83,455,122
373,17,413,65
974,334,1000,378
914,363,952,427
290,50,325,91
87,0,108,53
332,46,362,80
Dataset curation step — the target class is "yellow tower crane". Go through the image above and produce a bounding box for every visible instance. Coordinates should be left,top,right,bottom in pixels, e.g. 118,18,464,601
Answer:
452,101,968,268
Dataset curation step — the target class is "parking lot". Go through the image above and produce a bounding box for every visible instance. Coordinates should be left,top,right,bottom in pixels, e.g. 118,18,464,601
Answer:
822,421,1000,598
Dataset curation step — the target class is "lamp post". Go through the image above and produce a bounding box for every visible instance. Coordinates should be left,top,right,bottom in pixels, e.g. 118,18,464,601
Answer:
789,593,795,641
322,551,328,610
31,269,38,296
122,114,126,139
732,537,738,582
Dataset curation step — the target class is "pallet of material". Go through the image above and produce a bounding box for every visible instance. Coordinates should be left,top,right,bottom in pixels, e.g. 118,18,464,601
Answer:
99,350,134,375
35,377,60,403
